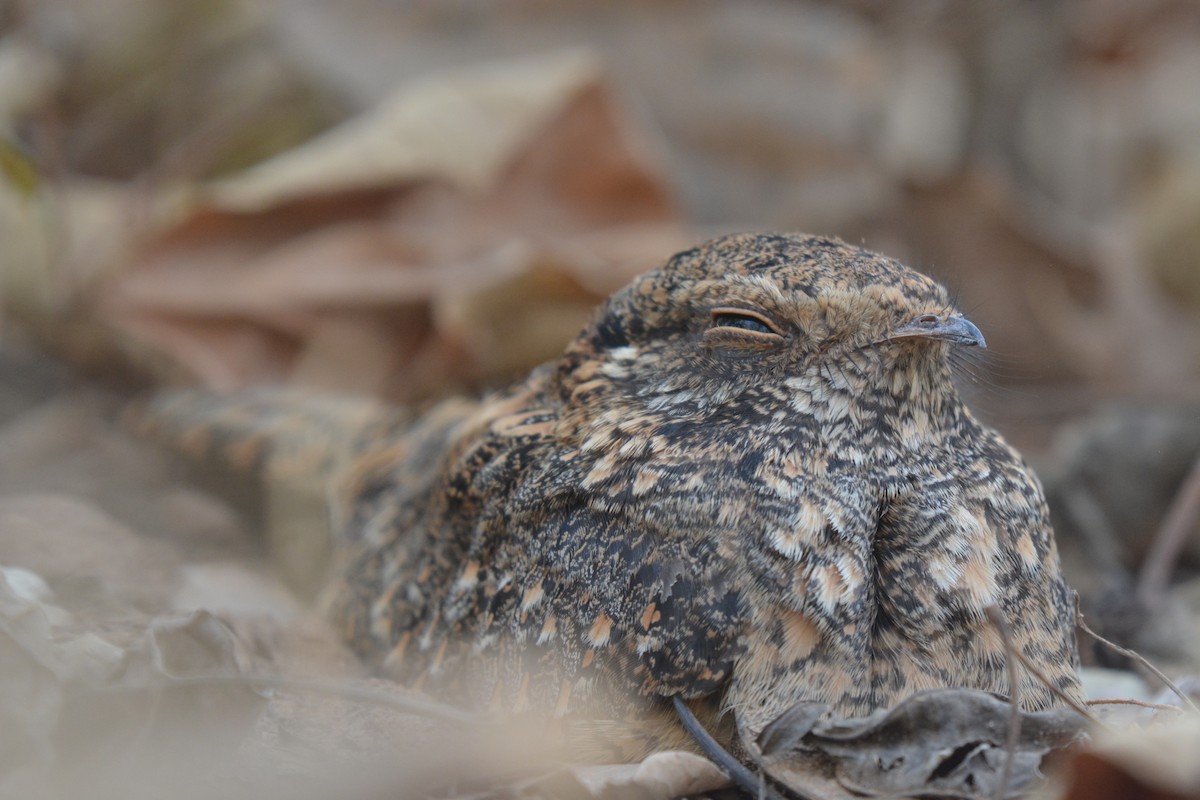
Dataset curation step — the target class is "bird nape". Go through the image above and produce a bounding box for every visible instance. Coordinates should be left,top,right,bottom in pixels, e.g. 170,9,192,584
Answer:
141,232,1084,759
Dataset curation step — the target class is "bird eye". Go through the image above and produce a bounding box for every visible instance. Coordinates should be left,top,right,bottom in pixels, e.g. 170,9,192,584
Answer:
709,308,781,336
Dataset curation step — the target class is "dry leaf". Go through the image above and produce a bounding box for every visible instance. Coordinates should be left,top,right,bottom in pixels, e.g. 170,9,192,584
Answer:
0,567,67,776
570,751,729,798
0,565,124,784
1057,714,1200,800
452,750,728,800
0,494,180,612
204,49,606,208
751,689,1087,800
0,178,146,373
98,50,686,400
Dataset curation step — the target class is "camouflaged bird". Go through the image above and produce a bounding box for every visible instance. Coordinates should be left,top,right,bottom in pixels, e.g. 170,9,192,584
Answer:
142,232,1084,752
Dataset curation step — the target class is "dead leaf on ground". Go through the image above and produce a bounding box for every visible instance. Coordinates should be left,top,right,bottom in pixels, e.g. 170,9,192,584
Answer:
0,566,125,781
97,50,689,401
749,688,1088,800
1056,712,1200,800
445,750,728,800
0,494,181,613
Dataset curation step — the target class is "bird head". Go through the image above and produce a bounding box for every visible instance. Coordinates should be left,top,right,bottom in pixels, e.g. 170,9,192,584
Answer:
556,232,984,426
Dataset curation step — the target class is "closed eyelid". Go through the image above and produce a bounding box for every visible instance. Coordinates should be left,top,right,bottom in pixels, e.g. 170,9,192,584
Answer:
708,307,784,335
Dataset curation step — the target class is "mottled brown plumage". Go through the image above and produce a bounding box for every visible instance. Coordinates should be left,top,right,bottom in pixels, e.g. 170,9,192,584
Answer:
142,232,1083,751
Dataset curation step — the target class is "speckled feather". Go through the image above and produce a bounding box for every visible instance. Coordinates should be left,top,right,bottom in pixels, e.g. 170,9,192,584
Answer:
140,233,1084,748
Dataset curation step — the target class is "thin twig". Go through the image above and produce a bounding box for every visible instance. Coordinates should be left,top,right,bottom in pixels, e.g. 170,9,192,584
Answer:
985,605,1021,800
1086,698,1184,712
1137,451,1200,604
1076,613,1200,715
1009,648,1107,728
672,696,791,800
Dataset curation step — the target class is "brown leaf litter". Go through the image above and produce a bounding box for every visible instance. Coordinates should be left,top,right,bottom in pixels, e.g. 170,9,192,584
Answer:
95,50,690,402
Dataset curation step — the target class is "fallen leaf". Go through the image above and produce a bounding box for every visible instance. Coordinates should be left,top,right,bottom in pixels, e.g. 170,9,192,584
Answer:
204,49,606,208
98,50,686,401
454,749,729,800
0,565,125,783
0,493,180,612
750,689,1088,800
1057,713,1200,800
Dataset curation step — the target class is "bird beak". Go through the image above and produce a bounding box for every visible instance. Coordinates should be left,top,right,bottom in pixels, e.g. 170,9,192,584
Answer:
886,314,987,349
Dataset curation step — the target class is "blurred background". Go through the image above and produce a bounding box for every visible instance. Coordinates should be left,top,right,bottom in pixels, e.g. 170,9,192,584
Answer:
5,1,1200,396
1,0,1200,793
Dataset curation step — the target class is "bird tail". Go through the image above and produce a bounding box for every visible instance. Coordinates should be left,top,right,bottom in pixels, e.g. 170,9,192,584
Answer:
127,388,408,597
128,388,402,487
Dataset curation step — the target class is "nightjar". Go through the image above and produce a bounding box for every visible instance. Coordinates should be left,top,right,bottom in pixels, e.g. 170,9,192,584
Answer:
142,232,1084,752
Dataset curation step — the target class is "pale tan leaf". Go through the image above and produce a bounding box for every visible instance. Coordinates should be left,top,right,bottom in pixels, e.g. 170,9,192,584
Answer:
1058,714,1200,800
206,49,605,211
